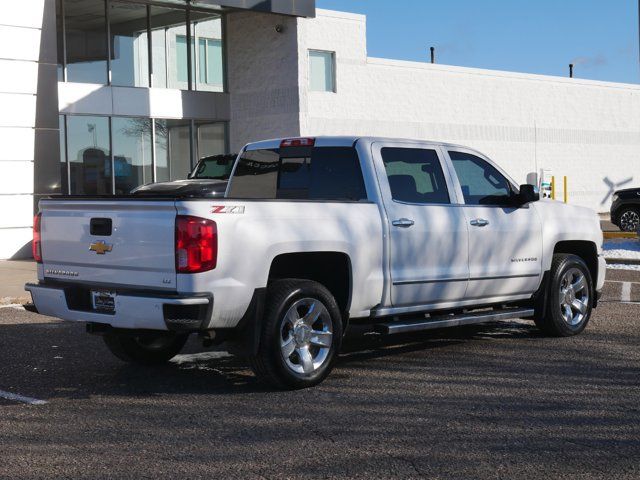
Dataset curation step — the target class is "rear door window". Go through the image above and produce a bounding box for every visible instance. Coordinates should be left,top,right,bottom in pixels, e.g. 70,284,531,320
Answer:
381,147,450,205
227,146,367,201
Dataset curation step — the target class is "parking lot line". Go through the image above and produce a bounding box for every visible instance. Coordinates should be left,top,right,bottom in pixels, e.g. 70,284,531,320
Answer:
0,389,47,405
621,282,632,303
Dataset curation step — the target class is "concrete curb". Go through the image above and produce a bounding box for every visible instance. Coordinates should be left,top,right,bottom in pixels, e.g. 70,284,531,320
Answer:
603,231,638,239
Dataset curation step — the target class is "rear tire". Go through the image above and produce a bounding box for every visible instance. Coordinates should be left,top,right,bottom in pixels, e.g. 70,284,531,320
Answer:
534,254,593,337
248,279,343,390
103,331,188,365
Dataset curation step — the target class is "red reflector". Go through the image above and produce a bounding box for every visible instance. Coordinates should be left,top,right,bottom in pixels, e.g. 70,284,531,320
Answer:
32,213,42,263
175,216,217,274
280,137,315,148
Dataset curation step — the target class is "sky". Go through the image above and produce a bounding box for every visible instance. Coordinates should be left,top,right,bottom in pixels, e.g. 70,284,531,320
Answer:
315,0,640,84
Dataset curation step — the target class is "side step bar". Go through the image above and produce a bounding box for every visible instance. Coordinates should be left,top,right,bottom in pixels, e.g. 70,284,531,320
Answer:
374,308,535,335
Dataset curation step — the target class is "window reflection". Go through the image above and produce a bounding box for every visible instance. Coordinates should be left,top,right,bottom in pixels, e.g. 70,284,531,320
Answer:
67,116,111,194
59,115,68,194
65,0,108,84
57,1,225,91
196,122,226,160
110,2,149,87
56,0,64,81
60,115,227,193
112,117,153,193
154,119,192,182
149,6,187,89
191,13,224,92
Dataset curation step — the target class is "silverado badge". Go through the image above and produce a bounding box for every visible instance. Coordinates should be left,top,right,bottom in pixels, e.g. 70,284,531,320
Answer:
89,241,113,255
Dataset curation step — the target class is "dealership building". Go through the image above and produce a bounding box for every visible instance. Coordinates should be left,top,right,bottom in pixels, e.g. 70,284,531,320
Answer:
1,0,639,258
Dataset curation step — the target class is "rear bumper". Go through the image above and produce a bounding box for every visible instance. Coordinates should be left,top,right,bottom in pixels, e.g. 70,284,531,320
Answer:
25,282,211,331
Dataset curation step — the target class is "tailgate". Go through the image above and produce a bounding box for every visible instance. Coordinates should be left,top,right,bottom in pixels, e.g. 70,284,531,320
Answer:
40,199,177,290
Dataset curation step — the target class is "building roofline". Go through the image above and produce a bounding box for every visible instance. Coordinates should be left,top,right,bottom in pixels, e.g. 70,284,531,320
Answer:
315,8,366,22
367,56,640,91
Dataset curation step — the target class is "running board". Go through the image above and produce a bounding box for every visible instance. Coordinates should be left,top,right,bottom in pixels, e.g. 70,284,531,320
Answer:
374,308,535,335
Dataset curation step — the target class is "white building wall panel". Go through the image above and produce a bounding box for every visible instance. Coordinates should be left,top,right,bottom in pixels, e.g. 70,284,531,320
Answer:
226,11,302,151
0,60,38,94
0,4,44,258
0,195,35,229
0,128,35,161
0,0,45,29
0,25,42,62
0,94,37,127
0,161,34,194
298,10,640,212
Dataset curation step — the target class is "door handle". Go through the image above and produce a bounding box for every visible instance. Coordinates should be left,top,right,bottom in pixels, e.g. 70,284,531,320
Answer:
392,218,415,228
470,218,490,227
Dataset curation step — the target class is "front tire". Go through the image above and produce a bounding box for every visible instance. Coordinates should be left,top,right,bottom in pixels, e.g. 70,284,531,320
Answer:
103,331,188,365
249,279,343,390
617,207,640,232
534,254,593,337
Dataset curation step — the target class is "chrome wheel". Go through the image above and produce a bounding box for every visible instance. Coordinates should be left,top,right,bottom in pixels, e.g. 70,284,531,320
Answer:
558,268,589,326
619,209,640,232
279,298,333,376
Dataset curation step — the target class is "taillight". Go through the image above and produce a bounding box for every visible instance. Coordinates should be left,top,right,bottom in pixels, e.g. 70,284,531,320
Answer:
32,213,42,263
175,216,217,274
280,137,315,148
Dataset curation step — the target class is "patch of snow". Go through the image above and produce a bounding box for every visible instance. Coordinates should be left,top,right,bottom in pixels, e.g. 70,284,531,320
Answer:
607,263,640,271
603,239,640,260
171,351,232,365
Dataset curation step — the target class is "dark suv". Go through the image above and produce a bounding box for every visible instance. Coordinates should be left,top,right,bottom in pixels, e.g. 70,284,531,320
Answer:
610,187,640,232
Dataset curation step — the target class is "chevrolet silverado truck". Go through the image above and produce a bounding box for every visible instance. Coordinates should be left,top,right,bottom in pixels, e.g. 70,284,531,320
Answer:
26,137,606,389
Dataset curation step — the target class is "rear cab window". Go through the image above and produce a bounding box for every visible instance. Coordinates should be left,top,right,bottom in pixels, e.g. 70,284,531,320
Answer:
227,145,367,201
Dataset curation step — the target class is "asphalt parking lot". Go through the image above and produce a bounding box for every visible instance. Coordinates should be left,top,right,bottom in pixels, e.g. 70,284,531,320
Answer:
1,271,639,479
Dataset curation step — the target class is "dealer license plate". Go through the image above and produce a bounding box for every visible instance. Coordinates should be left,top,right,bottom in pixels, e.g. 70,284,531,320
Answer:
91,290,116,313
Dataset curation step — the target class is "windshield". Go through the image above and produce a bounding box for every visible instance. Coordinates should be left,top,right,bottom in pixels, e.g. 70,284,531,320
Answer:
190,154,237,180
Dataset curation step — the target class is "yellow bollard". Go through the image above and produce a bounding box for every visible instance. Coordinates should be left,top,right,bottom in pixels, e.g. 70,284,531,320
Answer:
563,176,568,203
551,176,556,200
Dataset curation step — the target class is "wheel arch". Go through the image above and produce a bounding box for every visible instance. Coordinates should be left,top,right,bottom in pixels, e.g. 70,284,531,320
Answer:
267,251,353,320
552,240,598,292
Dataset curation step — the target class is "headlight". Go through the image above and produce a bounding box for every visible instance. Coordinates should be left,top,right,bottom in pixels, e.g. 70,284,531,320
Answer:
612,193,619,202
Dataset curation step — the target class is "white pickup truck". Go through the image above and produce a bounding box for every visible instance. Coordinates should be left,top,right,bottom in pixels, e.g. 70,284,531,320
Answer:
26,137,606,389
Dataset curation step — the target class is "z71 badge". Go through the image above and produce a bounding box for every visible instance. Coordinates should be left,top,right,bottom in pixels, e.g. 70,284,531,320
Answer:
211,205,245,214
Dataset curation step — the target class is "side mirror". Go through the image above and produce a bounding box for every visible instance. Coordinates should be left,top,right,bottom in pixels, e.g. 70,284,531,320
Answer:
517,184,539,205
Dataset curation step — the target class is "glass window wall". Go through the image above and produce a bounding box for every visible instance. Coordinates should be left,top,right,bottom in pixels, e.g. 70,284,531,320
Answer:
109,2,149,87
149,5,188,89
59,115,226,194
56,1,225,92
59,115,68,194
112,117,153,194
154,119,192,182
65,0,108,84
67,116,111,195
196,122,226,160
56,0,64,81
191,13,224,92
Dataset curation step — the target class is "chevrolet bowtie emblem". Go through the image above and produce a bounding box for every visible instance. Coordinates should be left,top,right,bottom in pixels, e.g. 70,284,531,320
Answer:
89,241,113,255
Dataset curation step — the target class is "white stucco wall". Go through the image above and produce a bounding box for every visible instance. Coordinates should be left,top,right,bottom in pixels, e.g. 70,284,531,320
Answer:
0,0,45,258
226,11,302,152
297,10,640,212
